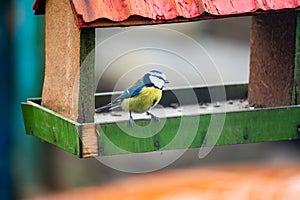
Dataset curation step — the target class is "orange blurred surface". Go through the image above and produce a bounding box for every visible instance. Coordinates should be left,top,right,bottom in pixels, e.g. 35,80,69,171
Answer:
32,163,300,200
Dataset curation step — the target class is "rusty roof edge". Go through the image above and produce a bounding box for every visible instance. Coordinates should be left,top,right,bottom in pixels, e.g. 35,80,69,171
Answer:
73,0,300,24
78,8,300,29
32,0,300,28
69,0,83,30
32,0,82,30
32,0,45,15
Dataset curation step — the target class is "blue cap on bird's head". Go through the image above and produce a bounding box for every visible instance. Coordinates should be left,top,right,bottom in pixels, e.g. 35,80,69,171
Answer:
144,70,169,89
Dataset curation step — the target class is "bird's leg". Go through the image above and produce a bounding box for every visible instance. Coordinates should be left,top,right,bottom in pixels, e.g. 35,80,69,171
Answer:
147,111,160,122
129,111,134,127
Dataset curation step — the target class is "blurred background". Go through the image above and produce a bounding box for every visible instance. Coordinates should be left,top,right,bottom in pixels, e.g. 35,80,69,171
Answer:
2,1,300,199
95,17,250,92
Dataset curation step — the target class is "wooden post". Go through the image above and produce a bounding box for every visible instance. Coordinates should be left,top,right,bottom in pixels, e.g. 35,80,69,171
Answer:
78,29,95,123
43,0,80,120
292,13,300,105
43,0,95,122
248,12,296,107
43,0,97,157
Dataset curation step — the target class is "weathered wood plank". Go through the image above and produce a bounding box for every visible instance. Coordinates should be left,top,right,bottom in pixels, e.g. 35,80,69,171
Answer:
42,0,81,120
248,12,296,107
42,0,95,124
78,28,97,157
292,12,300,105
43,0,96,155
78,29,95,123
79,124,98,157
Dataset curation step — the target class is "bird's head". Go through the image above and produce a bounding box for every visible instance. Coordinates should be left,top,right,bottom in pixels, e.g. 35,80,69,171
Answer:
144,70,169,90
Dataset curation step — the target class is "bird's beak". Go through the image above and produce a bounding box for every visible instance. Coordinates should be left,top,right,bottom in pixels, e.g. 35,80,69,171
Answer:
165,80,170,84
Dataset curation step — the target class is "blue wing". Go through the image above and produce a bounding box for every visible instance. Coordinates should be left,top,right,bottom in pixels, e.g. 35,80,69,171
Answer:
95,77,147,113
116,78,145,100
95,78,145,113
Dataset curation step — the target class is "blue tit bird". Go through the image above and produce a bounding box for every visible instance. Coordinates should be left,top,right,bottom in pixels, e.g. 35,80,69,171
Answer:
95,70,169,126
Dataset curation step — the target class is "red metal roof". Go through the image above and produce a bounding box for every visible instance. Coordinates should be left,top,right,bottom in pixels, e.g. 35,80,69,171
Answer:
33,0,300,27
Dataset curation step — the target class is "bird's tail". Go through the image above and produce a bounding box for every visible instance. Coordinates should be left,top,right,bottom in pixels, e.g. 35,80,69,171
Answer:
95,100,120,113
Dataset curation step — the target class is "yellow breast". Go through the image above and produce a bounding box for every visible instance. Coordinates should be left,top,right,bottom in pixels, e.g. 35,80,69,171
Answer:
121,87,162,113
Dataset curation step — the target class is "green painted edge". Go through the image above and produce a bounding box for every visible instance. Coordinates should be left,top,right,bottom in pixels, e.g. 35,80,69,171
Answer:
97,106,300,156
292,12,300,105
78,28,95,123
21,101,82,157
22,96,300,157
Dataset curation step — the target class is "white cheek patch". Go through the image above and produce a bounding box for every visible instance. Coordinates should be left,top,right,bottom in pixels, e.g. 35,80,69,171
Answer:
149,76,164,89
161,74,167,82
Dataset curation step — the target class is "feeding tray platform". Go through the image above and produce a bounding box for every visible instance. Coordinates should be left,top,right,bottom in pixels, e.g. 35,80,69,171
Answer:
22,85,300,158
21,0,300,158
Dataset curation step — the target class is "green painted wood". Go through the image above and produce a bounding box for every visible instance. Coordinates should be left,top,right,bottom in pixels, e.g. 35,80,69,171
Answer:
21,101,81,157
78,29,95,123
22,94,300,157
97,106,300,156
292,12,300,105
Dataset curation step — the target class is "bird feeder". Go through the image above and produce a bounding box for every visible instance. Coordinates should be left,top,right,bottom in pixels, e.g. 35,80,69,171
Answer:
22,0,300,158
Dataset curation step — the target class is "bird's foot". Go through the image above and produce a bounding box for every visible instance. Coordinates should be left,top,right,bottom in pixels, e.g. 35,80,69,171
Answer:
129,112,134,127
147,112,160,122
129,117,134,127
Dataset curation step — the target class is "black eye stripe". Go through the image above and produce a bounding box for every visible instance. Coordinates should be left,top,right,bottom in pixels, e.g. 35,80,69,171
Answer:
150,74,165,82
